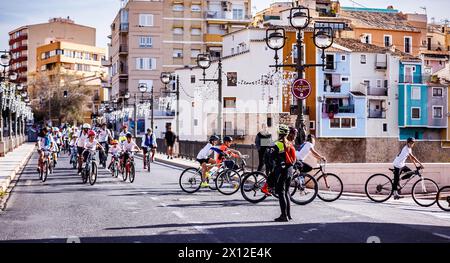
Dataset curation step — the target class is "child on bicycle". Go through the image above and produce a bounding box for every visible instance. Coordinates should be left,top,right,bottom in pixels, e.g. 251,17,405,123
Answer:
82,130,104,164
36,127,54,173
392,137,424,200
196,135,221,188
121,133,141,168
215,136,242,166
295,134,326,175
108,139,122,171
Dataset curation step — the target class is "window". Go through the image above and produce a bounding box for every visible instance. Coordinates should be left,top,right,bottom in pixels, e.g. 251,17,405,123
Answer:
173,27,183,35
325,54,335,69
427,37,432,50
404,65,414,83
433,87,443,97
224,97,236,108
231,48,234,54
383,123,388,132
362,33,372,44
341,76,349,82
194,119,198,126
267,117,272,128
341,55,346,61
309,121,315,130
83,65,90,71
139,14,154,26
411,87,421,100
232,9,244,20
173,4,184,11
139,36,152,48
341,118,352,128
93,54,98,61
376,79,382,88
191,49,200,58
404,36,412,54
136,58,156,70
190,75,196,83
433,106,443,119
85,53,91,60
330,118,340,128
384,35,392,47
360,54,367,64
173,49,183,58
411,107,421,119
76,64,83,71
191,5,201,12
191,28,201,36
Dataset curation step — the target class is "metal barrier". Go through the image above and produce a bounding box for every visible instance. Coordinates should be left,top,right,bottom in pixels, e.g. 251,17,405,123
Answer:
156,138,259,171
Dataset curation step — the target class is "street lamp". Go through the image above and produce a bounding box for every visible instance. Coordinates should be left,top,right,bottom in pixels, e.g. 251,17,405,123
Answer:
196,53,223,139
160,72,171,85
266,6,334,145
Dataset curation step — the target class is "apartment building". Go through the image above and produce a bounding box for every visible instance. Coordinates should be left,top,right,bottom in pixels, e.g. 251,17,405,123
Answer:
8,17,96,86
107,0,252,104
35,41,107,123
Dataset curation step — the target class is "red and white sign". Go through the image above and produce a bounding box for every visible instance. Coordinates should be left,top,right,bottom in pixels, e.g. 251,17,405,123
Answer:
291,78,311,100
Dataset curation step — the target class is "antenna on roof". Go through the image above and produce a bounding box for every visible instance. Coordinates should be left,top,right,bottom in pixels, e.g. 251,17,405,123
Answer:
349,0,367,8
419,6,427,15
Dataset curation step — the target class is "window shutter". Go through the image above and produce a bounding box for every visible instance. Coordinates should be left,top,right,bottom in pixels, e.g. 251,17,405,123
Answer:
151,58,156,70
136,58,141,70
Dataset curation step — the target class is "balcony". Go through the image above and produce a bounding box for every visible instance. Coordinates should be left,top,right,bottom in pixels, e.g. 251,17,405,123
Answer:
323,104,355,114
375,61,387,70
204,34,222,43
368,110,386,118
11,45,28,53
9,34,28,45
119,23,129,33
118,65,128,79
204,11,251,22
101,59,111,67
119,45,128,55
367,87,388,96
212,129,246,139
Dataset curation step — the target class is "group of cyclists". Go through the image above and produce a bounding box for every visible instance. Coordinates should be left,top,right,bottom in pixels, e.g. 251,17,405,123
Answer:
36,123,158,181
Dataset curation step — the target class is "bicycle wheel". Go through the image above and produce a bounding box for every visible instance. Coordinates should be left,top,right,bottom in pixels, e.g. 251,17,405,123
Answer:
240,171,268,203
290,174,318,205
89,162,98,185
122,164,128,181
72,156,77,169
179,167,202,193
216,169,241,195
316,173,343,202
365,173,393,203
48,159,53,174
436,186,450,212
113,162,119,178
42,161,48,182
129,162,135,183
411,178,439,207
147,155,151,172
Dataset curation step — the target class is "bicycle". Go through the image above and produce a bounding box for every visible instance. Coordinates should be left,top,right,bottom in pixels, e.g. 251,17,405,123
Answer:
122,151,137,183
214,155,249,195
240,171,278,203
80,150,98,185
296,161,343,202
38,150,52,182
69,146,78,169
143,147,152,173
99,142,108,169
365,166,439,207
109,153,122,178
179,162,226,193
289,164,319,205
436,186,450,212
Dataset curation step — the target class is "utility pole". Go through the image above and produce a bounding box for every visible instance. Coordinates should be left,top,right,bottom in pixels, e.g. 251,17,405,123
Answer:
151,85,154,130
133,93,137,138
217,58,223,140
176,75,180,140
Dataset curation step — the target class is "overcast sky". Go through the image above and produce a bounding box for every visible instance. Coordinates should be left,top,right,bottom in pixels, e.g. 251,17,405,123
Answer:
1,0,449,52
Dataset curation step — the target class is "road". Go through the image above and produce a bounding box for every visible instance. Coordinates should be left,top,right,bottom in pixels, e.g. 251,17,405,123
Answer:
0,152,449,243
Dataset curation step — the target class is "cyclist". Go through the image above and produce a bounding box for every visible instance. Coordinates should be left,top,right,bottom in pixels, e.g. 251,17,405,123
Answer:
118,125,128,144
196,135,221,188
77,123,91,174
51,127,62,164
271,124,296,222
392,137,424,200
215,136,242,165
108,139,122,171
36,127,54,173
296,134,326,175
81,130,104,166
121,133,141,170
141,128,157,169
97,123,112,166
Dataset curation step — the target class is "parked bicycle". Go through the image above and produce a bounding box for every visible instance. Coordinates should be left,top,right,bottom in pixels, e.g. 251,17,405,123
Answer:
81,150,98,185
436,186,450,212
365,165,439,207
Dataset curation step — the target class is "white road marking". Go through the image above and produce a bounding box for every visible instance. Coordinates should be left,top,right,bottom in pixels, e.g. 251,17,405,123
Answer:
26,180,32,186
150,197,159,201
433,233,450,240
160,202,168,207
172,211,186,219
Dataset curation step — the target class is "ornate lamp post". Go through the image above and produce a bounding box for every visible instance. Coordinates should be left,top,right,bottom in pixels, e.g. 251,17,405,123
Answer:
160,72,180,140
265,6,334,144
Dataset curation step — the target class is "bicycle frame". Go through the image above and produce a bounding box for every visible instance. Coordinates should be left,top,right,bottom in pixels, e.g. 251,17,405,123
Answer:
396,168,422,192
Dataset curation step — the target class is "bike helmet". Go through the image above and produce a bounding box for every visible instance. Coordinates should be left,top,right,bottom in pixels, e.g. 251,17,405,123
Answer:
111,140,119,145
209,135,220,143
88,130,96,137
52,127,59,132
82,123,91,129
126,132,133,138
407,137,416,143
289,126,298,134
277,124,289,135
223,136,233,142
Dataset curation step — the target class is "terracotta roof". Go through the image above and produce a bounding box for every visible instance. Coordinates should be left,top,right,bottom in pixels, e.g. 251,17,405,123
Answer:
333,38,389,53
340,10,420,32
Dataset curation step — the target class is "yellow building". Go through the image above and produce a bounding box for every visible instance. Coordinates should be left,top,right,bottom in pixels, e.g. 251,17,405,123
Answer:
36,41,107,123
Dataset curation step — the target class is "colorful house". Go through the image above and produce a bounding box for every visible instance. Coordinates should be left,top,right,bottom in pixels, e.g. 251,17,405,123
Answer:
398,59,448,140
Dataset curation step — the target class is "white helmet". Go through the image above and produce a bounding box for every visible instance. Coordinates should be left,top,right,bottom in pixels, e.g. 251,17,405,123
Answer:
82,123,91,129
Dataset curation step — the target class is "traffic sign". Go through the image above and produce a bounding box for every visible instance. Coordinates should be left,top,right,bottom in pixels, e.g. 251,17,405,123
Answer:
291,78,311,100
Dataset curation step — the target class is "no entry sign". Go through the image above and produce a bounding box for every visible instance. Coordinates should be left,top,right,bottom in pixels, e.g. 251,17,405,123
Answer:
291,78,311,100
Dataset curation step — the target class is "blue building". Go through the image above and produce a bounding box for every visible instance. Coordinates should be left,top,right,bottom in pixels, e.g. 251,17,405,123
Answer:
398,59,448,140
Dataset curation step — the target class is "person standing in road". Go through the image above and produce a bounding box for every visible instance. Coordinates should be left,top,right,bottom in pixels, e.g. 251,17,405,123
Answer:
255,124,272,171
164,126,177,159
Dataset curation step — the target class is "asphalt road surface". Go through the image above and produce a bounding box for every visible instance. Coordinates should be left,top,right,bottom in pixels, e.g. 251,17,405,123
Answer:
1,152,449,243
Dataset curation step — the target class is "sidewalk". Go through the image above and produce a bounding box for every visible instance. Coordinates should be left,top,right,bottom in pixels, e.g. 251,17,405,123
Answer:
0,143,35,210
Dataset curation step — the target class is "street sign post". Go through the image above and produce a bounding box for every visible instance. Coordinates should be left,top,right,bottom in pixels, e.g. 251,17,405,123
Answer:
291,78,311,100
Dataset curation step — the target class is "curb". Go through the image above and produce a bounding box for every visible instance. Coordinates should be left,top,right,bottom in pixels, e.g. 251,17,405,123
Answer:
0,145,35,211
135,153,195,170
